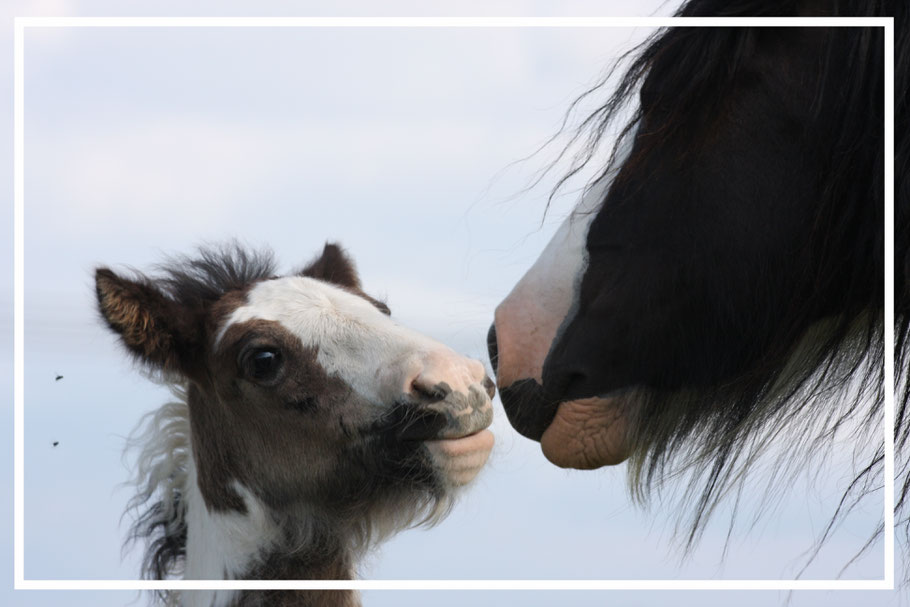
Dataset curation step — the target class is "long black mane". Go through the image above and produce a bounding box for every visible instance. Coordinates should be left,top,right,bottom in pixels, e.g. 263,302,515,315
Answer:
545,0,907,555
894,1,910,548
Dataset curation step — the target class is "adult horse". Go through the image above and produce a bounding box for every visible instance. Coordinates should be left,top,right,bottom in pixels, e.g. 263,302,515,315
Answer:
489,0,909,544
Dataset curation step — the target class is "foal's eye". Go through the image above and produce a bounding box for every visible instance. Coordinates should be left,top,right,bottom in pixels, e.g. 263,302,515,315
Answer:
242,348,283,383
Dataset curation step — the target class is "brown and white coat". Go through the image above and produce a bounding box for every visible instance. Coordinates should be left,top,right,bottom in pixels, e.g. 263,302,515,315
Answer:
97,243,495,607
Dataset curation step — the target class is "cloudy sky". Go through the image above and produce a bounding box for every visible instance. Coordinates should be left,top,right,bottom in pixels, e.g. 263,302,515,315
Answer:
1,1,901,606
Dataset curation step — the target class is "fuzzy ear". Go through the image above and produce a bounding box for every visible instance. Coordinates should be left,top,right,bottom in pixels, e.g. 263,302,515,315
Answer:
95,268,195,372
299,242,361,289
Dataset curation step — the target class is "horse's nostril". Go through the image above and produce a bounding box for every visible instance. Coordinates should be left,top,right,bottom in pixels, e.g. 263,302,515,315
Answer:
482,375,496,400
543,367,588,402
487,324,499,374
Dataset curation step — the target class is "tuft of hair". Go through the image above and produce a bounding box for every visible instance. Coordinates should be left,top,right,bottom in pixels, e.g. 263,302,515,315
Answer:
539,0,906,561
95,242,278,382
154,241,278,311
121,390,191,606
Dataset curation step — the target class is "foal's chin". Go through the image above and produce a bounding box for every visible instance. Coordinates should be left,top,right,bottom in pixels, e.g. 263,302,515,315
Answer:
426,429,496,486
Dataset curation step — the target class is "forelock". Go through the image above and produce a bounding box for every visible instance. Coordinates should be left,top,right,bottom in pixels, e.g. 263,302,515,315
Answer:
156,243,277,309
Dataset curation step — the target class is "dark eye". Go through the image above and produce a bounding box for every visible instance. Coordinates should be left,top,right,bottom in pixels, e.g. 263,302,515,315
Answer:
243,348,283,383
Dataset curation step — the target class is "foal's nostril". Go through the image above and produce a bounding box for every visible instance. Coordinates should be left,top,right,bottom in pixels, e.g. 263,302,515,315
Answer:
410,378,450,403
487,324,499,375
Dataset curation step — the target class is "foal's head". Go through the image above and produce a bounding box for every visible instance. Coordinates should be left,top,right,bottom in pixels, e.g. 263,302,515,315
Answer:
95,243,494,583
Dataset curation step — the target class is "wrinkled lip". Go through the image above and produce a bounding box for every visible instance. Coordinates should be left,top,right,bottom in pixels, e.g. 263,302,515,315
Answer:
499,375,633,468
499,378,560,442
540,396,631,468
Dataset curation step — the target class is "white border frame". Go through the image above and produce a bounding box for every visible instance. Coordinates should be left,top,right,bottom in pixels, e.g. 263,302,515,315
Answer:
13,15,895,592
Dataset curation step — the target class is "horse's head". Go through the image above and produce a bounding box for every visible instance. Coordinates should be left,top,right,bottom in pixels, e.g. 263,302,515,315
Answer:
95,243,494,530
489,20,884,476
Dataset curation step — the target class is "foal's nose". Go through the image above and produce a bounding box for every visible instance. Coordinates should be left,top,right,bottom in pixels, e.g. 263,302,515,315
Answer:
405,349,495,402
393,348,495,442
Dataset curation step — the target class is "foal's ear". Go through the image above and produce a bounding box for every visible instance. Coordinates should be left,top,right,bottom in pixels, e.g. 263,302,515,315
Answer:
95,268,196,373
299,242,361,289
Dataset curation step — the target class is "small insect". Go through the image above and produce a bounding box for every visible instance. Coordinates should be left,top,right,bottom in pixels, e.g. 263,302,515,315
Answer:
55,375,63,381
52,441,59,447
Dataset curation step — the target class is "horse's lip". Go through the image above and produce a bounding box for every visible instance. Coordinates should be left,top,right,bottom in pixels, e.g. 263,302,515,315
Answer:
397,418,493,443
426,428,490,442
425,428,495,456
393,414,447,442
424,429,495,486
392,413,490,443
401,415,494,442
379,397,493,442
540,396,631,468
499,378,560,442
398,428,488,443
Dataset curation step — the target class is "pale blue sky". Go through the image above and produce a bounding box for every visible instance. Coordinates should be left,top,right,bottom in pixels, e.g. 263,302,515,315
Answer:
2,1,901,606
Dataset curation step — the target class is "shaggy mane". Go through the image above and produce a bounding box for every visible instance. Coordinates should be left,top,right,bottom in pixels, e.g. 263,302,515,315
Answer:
123,391,190,605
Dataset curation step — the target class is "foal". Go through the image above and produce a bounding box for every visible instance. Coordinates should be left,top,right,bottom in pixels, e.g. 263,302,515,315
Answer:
95,243,495,607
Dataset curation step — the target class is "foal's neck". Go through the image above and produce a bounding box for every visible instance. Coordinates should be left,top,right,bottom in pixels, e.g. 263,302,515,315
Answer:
233,557,359,607
183,457,359,607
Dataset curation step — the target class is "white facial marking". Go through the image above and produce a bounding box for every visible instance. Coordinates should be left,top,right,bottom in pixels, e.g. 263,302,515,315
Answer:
493,134,634,387
493,181,605,384
218,277,484,406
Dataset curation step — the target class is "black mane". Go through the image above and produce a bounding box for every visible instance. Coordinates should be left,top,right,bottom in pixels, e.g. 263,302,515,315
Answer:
544,0,906,555
894,1,910,547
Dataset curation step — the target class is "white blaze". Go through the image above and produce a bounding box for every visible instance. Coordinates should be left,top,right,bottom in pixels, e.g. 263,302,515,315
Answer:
493,133,634,388
493,180,605,385
218,276,485,406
